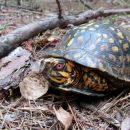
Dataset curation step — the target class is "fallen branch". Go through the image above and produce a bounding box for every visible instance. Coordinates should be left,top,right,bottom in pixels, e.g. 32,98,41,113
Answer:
1,8,130,58
0,47,31,90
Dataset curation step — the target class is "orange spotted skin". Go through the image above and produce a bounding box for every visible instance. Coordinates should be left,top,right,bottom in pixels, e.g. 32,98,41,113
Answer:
43,21,130,96
82,67,108,92
43,57,119,96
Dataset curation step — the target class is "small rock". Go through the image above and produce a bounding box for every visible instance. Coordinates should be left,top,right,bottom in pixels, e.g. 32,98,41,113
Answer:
4,113,16,121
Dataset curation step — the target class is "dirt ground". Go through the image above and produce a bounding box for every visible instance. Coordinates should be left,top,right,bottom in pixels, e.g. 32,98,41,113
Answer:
0,0,130,130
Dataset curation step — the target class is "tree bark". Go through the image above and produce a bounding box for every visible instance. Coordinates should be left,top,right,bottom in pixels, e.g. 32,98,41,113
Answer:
1,8,130,58
0,47,31,90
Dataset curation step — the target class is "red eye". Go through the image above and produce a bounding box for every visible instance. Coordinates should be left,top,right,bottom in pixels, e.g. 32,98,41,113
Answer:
55,63,64,70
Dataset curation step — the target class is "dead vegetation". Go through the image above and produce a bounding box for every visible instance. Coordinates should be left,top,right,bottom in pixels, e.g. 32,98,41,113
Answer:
0,0,130,130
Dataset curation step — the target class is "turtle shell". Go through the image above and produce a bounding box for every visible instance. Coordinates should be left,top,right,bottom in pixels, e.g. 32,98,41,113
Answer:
46,21,130,82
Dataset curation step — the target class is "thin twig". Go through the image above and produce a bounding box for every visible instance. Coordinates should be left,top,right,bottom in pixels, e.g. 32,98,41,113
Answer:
121,102,130,110
104,90,129,112
66,101,81,130
80,103,120,127
80,0,94,10
55,0,63,19
119,94,130,102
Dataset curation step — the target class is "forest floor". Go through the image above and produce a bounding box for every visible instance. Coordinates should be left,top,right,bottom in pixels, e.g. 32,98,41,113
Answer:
0,1,130,130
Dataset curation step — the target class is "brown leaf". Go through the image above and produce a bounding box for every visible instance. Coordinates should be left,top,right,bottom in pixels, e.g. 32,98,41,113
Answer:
121,112,130,130
48,35,60,46
54,107,73,130
19,73,48,100
22,40,33,52
0,27,13,36
33,30,51,47
48,35,59,42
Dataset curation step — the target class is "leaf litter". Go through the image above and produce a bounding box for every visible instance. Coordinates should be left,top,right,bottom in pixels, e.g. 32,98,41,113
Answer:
54,106,73,130
1,5,130,130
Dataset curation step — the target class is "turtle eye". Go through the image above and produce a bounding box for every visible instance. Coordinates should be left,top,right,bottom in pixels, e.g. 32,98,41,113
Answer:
54,63,65,70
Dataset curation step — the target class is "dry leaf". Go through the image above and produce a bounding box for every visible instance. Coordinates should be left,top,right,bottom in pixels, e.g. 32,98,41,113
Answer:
0,27,13,36
48,35,59,42
33,30,51,47
54,107,73,130
22,40,33,52
121,112,130,130
19,73,48,100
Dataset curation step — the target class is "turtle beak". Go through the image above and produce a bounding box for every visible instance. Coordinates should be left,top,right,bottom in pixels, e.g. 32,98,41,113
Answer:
38,58,55,73
38,58,47,73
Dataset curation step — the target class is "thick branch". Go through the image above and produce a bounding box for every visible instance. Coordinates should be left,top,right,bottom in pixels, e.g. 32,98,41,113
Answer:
0,47,31,90
1,8,130,58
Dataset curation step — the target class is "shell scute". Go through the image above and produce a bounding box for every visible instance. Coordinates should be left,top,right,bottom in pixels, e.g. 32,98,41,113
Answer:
47,21,130,81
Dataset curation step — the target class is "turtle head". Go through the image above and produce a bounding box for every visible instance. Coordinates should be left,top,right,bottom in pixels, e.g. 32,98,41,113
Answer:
42,57,79,86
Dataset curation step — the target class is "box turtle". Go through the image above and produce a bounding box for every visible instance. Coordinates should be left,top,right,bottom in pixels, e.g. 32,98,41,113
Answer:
42,21,130,96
